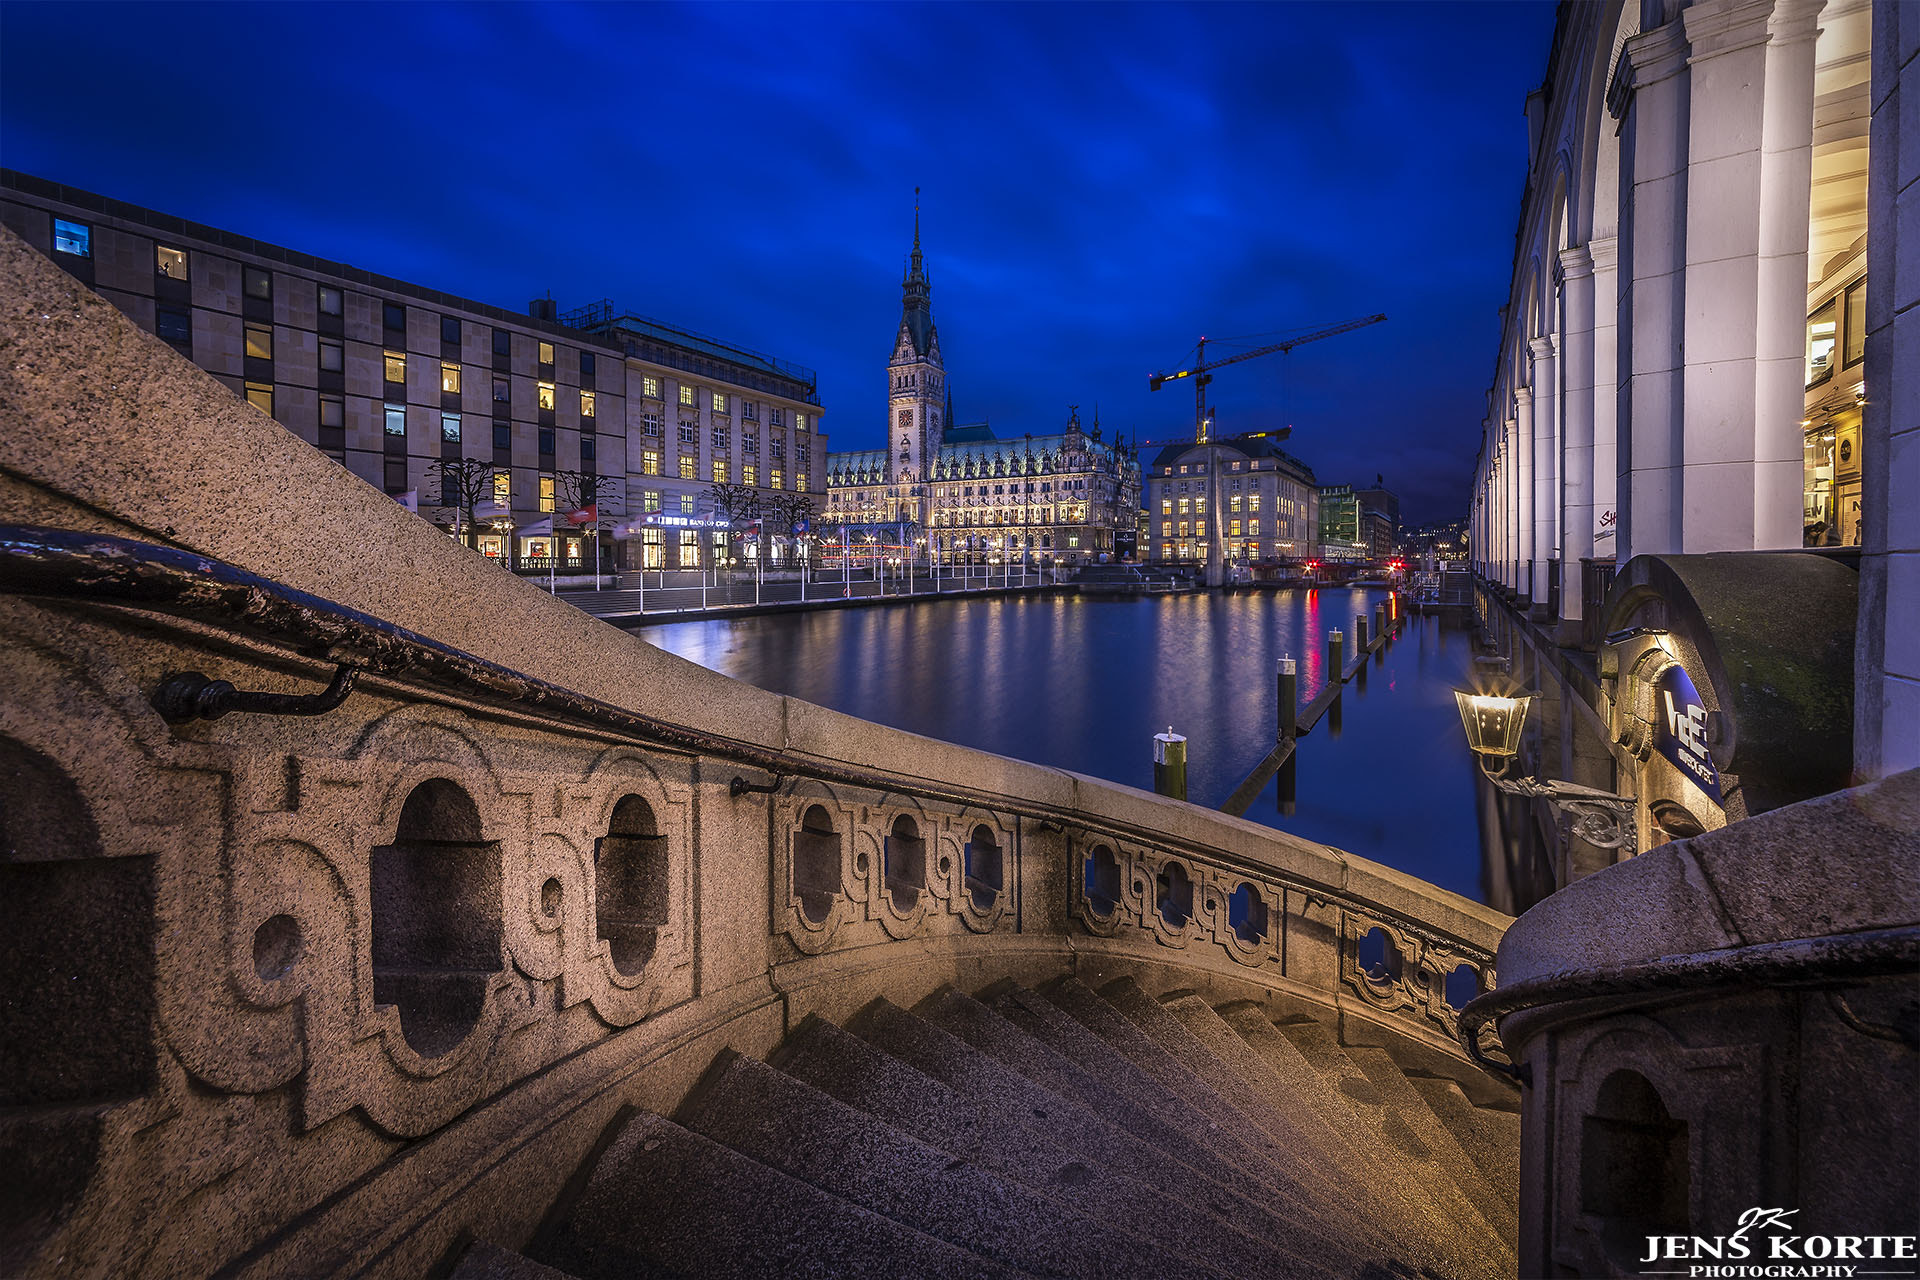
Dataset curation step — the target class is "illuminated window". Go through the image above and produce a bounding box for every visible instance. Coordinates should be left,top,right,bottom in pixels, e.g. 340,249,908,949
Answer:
156,245,186,279
245,324,273,361
1230,494,1242,513
1229,520,1242,537
797,472,809,491
770,468,783,490
795,412,809,431
1195,497,1207,515
1178,497,1190,516
642,375,661,399
53,219,91,257
678,455,696,479
1178,521,1190,538
442,412,462,443
712,460,729,483
244,266,272,300
580,390,595,418
1160,497,1171,514
539,476,555,512
642,449,661,476
1249,519,1261,536
493,471,511,506
537,381,556,411
711,391,728,415
442,362,461,394
744,464,758,487
1249,492,1261,511
384,351,406,384
679,494,695,514
679,530,700,566
245,382,273,415
1161,521,1172,537
318,286,342,316
1806,299,1838,387
537,341,554,366
679,384,696,407
384,403,407,437
643,490,662,512
319,340,343,373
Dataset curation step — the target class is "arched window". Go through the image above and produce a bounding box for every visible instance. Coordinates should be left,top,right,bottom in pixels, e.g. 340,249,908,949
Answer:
596,795,668,976
371,779,501,1057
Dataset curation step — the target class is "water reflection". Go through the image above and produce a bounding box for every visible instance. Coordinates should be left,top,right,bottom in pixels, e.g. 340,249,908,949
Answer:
636,589,1486,903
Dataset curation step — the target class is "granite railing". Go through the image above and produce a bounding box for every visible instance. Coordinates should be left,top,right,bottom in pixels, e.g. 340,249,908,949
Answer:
0,224,1511,1278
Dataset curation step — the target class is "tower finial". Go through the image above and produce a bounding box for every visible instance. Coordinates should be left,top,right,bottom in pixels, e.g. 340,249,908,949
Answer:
913,186,921,250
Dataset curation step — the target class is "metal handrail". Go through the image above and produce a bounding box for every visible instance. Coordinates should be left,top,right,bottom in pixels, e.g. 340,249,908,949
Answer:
1457,925,1920,1083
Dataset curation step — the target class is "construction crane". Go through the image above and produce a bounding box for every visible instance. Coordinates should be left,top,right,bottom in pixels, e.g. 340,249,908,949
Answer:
1145,313,1386,587
1149,313,1387,444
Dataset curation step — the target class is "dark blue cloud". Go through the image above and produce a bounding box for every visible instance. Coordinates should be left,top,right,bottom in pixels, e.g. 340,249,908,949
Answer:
0,0,1553,524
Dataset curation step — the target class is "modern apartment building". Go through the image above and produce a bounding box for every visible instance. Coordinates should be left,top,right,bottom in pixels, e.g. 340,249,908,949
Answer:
1,170,827,573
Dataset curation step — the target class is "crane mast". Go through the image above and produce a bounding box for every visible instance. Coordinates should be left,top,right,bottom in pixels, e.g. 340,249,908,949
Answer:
1146,313,1386,586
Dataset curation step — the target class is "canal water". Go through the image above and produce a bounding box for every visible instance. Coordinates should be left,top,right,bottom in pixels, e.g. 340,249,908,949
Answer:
636,588,1488,904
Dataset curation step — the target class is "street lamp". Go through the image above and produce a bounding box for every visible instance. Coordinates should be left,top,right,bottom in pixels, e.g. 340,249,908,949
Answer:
1452,689,1638,850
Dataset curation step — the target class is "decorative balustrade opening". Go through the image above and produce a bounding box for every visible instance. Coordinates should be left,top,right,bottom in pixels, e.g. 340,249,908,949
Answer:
792,805,842,924
1084,844,1121,919
1357,925,1404,985
1156,861,1194,928
596,794,669,976
1228,882,1269,945
371,778,502,1057
963,824,1002,912
884,814,926,911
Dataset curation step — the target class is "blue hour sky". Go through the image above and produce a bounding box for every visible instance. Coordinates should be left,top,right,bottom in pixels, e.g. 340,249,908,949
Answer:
0,1,1556,525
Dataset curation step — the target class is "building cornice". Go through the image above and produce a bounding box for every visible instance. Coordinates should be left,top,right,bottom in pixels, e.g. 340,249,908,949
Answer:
1610,20,1690,121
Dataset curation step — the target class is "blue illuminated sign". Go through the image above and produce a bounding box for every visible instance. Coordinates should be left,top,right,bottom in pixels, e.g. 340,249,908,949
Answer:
1655,664,1723,805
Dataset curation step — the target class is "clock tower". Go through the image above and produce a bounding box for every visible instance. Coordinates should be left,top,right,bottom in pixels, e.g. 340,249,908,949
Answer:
887,191,943,490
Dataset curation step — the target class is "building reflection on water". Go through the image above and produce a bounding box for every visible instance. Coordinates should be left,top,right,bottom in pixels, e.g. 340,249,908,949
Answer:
639,589,1534,908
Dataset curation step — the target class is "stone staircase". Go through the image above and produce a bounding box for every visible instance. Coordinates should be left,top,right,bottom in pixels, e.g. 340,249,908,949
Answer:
452,976,1519,1280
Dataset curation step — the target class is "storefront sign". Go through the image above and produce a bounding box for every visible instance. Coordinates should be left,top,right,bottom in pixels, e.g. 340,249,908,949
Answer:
1655,663,1723,804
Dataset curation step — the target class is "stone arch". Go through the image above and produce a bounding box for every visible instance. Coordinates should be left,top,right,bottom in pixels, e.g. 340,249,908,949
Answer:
370,777,503,1059
1581,1068,1690,1264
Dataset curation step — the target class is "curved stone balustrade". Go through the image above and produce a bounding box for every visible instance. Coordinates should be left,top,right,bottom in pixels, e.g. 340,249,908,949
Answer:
0,225,1512,1278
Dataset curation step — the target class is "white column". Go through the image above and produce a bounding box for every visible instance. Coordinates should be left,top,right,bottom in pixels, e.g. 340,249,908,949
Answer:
1507,416,1522,590
1514,391,1535,600
1560,247,1597,620
1589,235,1621,565
1613,18,1691,561
1530,337,1559,614
1679,0,1821,552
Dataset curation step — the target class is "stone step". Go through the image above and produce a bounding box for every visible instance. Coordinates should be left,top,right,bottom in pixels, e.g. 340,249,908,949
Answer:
979,982,1384,1251
844,996,1340,1275
1344,1043,1518,1244
448,1241,588,1280
677,1048,1214,1280
1272,1017,1514,1265
1100,979,1485,1280
773,1014,1309,1280
1406,1073,1523,1201
534,1108,1023,1280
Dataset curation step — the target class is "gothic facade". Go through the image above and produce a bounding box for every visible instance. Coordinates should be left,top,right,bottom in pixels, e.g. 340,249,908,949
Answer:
826,216,1142,565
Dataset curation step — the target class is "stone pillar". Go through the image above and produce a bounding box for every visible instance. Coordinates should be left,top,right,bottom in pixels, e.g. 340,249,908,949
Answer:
1514,394,1534,600
1529,336,1559,619
1680,0,1821,552
1559,248,1597,624
1589,236,1621,566
1612,17,1692,562
1857,0,1920,776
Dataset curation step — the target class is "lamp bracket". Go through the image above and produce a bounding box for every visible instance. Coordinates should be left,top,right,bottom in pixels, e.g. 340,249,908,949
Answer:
1477,755,1638,850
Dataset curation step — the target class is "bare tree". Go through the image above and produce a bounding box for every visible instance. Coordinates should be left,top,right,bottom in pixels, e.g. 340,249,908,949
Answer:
553,468,620,574
430,457,500,548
